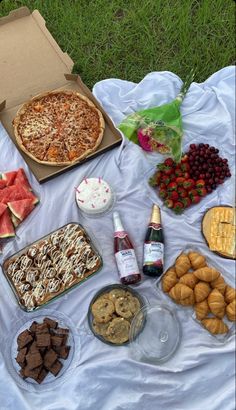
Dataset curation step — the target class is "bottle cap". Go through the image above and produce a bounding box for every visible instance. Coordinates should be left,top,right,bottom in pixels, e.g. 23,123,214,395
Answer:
150,204,161,224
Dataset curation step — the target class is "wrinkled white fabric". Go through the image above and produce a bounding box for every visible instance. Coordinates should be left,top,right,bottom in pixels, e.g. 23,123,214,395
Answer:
0,67,235,410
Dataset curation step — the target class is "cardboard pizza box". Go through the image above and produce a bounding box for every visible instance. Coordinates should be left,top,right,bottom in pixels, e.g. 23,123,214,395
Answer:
0,7,122,183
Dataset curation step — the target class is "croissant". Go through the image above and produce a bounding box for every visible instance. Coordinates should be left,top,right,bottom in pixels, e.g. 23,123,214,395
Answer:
195,300,209,320
208,289,225,318
201,318,228,334
226,300,236,321
179,293,195,306
179,272,199,289
193,267,220,282
194,281,211,303
211,275,226,295
162,267,178,293
188,252,206,270
225,285,236,303
175,254,191,278
169,283,193,302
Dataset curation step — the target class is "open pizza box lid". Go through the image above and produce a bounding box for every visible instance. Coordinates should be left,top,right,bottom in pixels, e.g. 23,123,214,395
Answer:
0,7,122,183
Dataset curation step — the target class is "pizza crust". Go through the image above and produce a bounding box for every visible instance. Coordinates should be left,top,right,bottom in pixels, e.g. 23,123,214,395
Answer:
13,90,105,166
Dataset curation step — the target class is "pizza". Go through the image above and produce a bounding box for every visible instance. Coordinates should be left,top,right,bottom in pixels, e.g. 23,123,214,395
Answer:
13,90,105,166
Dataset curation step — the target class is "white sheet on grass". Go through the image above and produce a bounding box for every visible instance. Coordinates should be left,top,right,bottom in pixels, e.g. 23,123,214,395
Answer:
0,66,235,410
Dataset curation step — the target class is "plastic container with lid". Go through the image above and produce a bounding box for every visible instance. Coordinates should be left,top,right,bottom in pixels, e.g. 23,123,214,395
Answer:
129,304,181,364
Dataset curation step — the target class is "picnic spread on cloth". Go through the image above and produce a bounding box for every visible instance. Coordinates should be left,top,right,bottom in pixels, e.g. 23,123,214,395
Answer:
0,7,235,410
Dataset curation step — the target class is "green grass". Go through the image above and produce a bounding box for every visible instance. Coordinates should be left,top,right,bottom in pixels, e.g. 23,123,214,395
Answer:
0,0,235,88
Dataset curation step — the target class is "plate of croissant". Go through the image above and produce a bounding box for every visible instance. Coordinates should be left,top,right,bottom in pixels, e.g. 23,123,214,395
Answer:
158,248,236,342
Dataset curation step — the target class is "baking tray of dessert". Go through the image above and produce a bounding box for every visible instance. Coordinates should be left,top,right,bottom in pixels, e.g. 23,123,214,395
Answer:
156,246,236,343
1,223,103,312
3,309,80,392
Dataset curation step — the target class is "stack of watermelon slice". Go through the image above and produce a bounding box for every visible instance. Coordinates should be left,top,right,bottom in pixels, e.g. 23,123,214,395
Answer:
0,168,39,239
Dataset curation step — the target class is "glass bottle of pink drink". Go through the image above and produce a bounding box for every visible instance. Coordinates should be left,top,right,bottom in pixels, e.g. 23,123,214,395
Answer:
113,212,141,285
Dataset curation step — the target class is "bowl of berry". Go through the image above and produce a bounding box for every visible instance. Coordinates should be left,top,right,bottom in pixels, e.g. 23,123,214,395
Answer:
148,143,232,217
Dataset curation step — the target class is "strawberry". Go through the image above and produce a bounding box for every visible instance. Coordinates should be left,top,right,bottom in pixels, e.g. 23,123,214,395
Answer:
181,197,192,208
181,162,190,172
167,182,178,191
158,164,173,175
149,177,157,187
170,173,176,181
164,158,175,167
191,195,201,204
164,199,174,208
195,179,205,188
159,188,168,199
163,166,173,176
181,154,189,163
183,172,190,179
197,187,207,197
176,177,185,186
159,182,166,190
177,187,187,198
149,170,163,187
173,201,184,214
175,169,183,177
161,175,170,185
188,189,198,199
168,191,179,201
183,179,195,190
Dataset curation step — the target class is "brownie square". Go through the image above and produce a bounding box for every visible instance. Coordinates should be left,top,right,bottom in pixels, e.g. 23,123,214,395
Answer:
28,341,39,354
37,367,49,384
17,330,33,349
16,347,27,367
44,349,58,369
56,327,69,336
26,351,43,370
49,360,63,377
36,333,51,348
62,334,68,346
55,345,70,360
35,323,49,334
23,364,43,380
51,335,64,347
29,321,38,334
43,318,58,329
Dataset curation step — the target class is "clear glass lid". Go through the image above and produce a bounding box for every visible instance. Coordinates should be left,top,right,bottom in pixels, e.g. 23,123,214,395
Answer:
129,304,181,364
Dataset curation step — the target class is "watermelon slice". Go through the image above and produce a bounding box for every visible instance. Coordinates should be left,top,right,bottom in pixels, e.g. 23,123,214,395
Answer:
8,199,35,221
2,171,17,186
10,213,21,228
0,185,39,205
0,203,7,217
0,208,15,238
0,180,6,189
14,168,32,191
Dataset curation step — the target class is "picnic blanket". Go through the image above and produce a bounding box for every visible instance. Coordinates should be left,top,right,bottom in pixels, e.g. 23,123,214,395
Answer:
0,66,235,410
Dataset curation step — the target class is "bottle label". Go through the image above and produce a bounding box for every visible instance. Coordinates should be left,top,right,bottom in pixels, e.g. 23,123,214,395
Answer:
143,242,164,266
114,231,127,239
115,249,140,278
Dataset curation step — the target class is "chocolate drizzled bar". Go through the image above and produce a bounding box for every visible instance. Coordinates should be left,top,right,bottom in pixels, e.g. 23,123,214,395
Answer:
15,317,71,384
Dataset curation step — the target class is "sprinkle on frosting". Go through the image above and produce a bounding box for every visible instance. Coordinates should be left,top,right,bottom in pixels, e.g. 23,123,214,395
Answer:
75,177,113,215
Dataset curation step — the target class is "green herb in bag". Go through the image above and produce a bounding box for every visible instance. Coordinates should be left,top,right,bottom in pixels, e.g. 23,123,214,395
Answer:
118,70,195,162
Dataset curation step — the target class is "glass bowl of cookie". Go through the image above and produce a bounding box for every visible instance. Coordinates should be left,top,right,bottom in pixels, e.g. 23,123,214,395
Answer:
87,284,146,346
